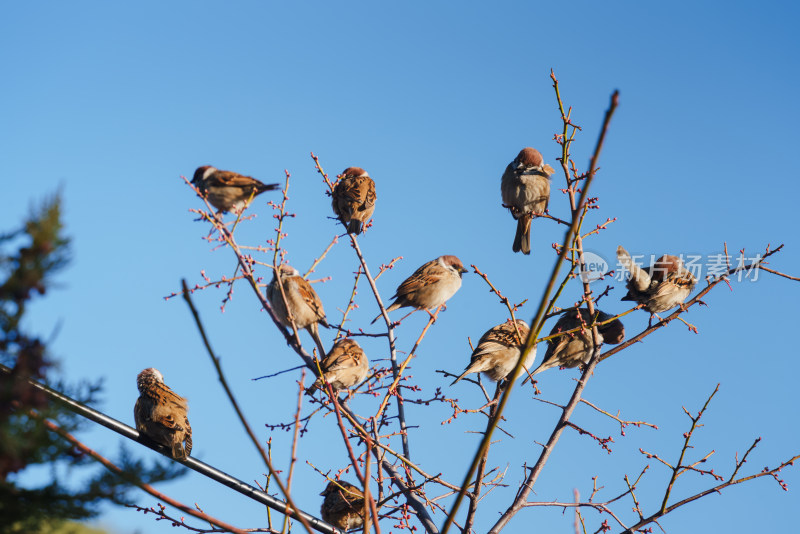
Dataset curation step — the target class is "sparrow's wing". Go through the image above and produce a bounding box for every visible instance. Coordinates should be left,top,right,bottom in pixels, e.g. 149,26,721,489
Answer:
670,268,697,289
337,177,364,203
152,411,186,432
650,274,693,301
322,342,363,373
149,383,188,409
207,170,257,187
394,259,439,298
183,417,193,455
617,246,652,292
208,170,278,192
543,331,571,367
543,311,584,363
363,177,376,209
294,277,327,321
472,323,521,358
331,485,365,511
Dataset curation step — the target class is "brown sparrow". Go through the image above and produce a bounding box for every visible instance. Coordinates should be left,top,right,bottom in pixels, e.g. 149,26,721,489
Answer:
320,480,365,531
134,368,192,460
371,255,467,324
331,167,376,235
617,246,697,314
307,338,369,395
191,166,279,213
267,265,328,357
526,308,625,378
500,147,554,255
451,320,534,385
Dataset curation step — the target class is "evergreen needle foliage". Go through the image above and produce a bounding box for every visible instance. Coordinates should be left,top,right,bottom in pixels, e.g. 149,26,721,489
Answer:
0,194,184,534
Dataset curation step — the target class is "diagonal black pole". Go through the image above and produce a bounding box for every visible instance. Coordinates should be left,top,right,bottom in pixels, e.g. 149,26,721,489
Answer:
0,363,341,534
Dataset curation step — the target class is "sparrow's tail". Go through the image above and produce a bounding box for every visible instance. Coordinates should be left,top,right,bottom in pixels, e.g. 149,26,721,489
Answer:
308,325,328,359
347,220,364,235
521,360,552,384
257,182,281,194
171,442,187,461
371,302,398,325
616,245,651,292
306,377,324,395
512,215,532,255
450,368,472,386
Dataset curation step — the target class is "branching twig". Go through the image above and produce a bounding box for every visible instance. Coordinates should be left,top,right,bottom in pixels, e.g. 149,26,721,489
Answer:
33,411,250,534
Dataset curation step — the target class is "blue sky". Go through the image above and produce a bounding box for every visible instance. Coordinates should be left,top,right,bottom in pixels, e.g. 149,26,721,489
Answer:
2,2,799,533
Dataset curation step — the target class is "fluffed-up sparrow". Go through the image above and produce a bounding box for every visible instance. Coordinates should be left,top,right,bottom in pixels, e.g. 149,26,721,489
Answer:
267,265,329,357
371,255,467,324
331,167,376,235
191,166,279,213
501,147,555,255
617,246,697,314
320,480,365,530
307,338,369,395
451,319,535,385
526,308,625,379
134,368,192,460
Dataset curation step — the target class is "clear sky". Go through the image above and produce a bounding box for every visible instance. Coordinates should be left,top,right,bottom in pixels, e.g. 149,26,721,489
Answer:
2,2,799,533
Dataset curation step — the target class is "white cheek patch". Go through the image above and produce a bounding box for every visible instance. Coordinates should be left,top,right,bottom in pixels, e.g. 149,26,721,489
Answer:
203,167,217,180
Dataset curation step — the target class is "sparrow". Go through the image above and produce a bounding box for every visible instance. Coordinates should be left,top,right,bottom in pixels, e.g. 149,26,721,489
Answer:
371,255,467,324
267,265,329,357
500,147,555,255
191,166,279,213
526,308,625,378
134,368,192,460
307,338,370,395
331,167,376,235
451,319,535,385
320,480,365,531
617,246,697,314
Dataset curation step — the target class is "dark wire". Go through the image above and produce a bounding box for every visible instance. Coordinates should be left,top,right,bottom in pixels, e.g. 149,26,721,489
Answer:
0,363,340,534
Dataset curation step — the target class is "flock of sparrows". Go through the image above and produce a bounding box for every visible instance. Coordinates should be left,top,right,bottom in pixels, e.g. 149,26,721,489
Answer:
132,151,698,529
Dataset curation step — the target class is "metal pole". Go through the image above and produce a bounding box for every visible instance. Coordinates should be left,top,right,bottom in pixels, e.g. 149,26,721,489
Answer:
0,364,340,534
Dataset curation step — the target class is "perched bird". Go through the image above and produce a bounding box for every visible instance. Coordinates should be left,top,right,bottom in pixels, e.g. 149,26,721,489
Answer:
320,480,365,531
331,167,376,235
134,368,192,460
526,308,625,379
267,265,329,357
191,166,279,213
501,147,555,255
307,338,370,395
617,246,697,314
372,255,467,324
451,320,534,385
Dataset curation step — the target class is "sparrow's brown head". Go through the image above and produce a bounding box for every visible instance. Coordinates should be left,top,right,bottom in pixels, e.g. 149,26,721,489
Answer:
651,255,684,282
137,368,164,392
341,167,368,178
441,255,468,276
320,480,359,497
515,147,544,168
274,264,301,280
192,166,215,184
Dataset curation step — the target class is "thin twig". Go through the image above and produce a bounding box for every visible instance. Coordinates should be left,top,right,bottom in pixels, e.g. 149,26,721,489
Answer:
33,411,250,534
